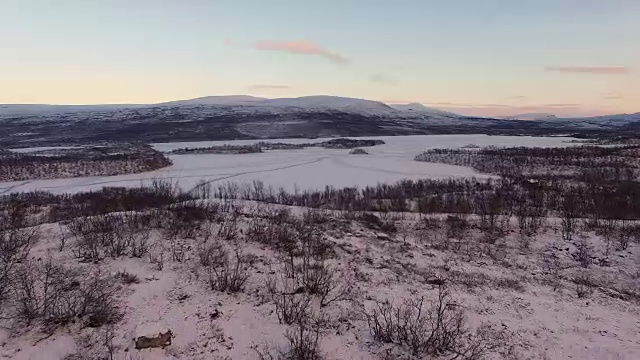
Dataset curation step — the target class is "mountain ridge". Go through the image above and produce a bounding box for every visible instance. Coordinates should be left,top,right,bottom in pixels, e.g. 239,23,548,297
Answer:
0,95,638,148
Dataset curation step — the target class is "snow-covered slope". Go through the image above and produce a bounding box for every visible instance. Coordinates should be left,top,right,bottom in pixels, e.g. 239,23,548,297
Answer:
501,113,558,121
389,103,456,117
259,96,397,116
0,96,446,118
0,104,144,116
159,95,266,106
546,112,640,128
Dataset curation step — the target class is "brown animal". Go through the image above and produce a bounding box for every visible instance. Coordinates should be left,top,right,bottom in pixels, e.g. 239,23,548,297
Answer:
134,330,173,350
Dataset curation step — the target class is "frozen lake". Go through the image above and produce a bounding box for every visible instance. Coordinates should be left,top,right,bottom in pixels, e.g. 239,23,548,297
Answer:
0,135,578,194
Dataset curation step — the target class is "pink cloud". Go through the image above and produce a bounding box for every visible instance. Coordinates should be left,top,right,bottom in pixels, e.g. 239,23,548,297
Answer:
223,38,235,46
253,41,349,64
545,66,629,75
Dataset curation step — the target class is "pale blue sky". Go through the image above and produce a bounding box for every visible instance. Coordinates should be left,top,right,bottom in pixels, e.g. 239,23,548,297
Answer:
1,0,638,116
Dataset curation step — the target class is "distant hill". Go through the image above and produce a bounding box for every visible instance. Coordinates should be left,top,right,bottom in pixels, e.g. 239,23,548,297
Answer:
388,103,457,117
0,95,638,147
500,113,558,121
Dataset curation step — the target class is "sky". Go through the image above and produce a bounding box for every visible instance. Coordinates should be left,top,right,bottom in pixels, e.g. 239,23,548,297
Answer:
1,0,638,117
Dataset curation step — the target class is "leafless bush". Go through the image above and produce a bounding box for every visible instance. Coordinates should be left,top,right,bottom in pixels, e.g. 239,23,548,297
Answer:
217,213,240,241
445,216,469,241
280,318,325,360
515,201,545,237
517,234,533,251
69,215,125,261
206,246,250,293
197,240,224,267
11,259,120,328
0,214,38,303
357,212,396,233
572,238,593,268
115,270,140,284
541,244,565,291
253,314,326,360
300,261,354,308
561,193,581,241
267,275,312,325
303,208,331,226
365,285,506,359
122,212,152,258
168,237,187,262
574,272,595,299
148,243,164,271
615,226,633,251
162,201,209,239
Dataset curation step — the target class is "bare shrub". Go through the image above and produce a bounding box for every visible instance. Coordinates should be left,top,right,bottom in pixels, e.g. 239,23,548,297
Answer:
69,215,126,261
515,198,546,238
12,259,120,328
267,275,312,325
299,261,354,308
574,272,595,299
560,192,581,241
163,201,209,239
572,238,593,268
122,212,152,258
0,208,39,303
148,243,165,271
253,314,325,360
358,212,396,233
197,240,224,267
168,237,187,262
280,318,325,360
365,285,506,359
115,270,140,285
615,226,633,251
445,216,469,241
206,246,250,293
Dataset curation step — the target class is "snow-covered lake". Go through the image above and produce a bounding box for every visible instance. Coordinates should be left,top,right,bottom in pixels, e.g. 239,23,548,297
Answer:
0,135,579,195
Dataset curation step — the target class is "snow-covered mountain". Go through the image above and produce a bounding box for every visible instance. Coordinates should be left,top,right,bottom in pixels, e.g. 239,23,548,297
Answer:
0,104,145,116
500,113,558,121
2,96,639,137
161,95,401,117
0,96,441,118
159,95,266,106
1,95,639,148
547,112,640,128
389,103,456,117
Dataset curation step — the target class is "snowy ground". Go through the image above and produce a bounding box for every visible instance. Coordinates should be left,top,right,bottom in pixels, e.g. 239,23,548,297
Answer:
1,135,577,195
1,204,638,360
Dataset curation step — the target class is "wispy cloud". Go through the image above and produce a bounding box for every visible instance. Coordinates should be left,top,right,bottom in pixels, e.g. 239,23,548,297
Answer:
544,66,629,75
247,84,291,91
541,103,581,108
508,95,528,100
371,74,398,85
252,41,349,64
603,93,623,100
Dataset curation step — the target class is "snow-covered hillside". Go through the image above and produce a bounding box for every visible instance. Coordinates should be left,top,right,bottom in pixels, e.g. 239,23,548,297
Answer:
2,96,639,133
500,113,558,121
389,103,456,117
0,96,440,118
548,112,640,128
159,95,266,106
0,104,145,116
